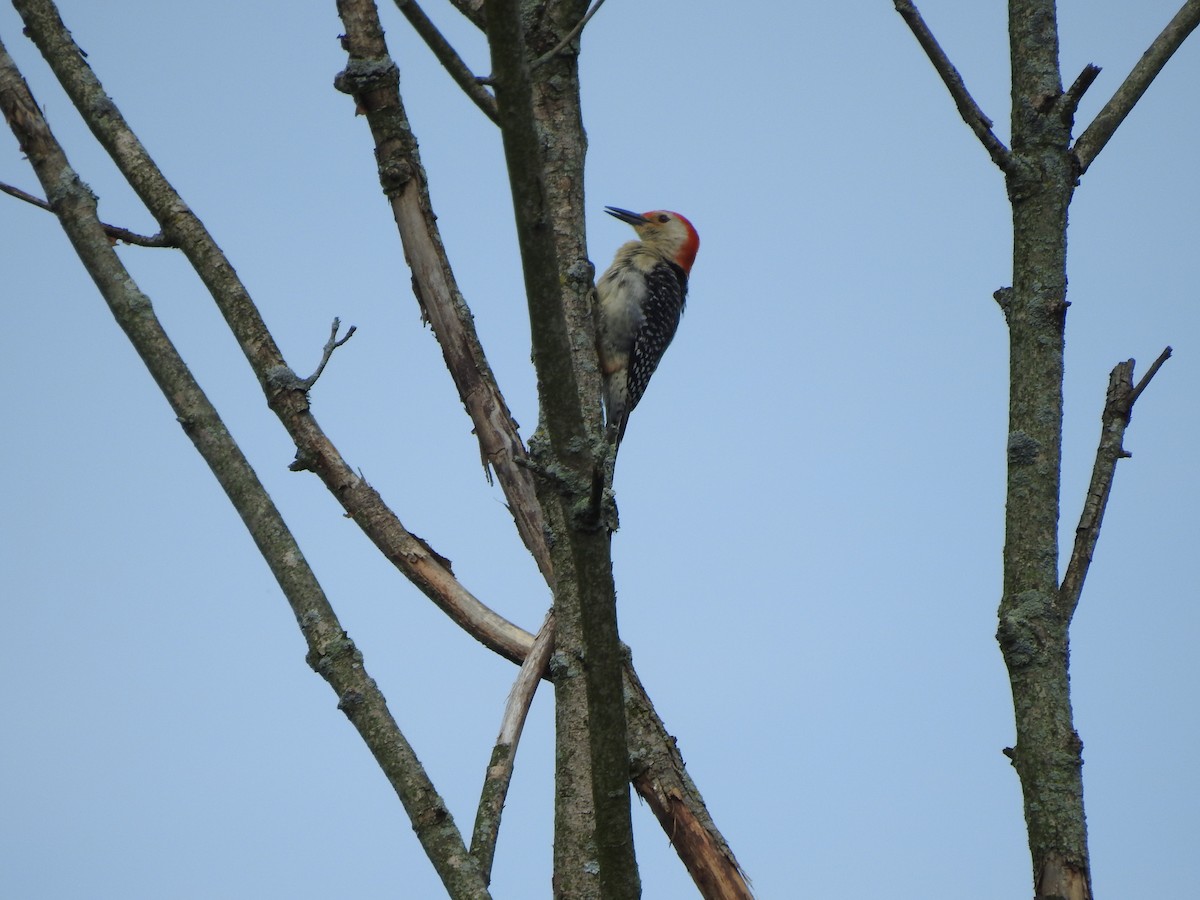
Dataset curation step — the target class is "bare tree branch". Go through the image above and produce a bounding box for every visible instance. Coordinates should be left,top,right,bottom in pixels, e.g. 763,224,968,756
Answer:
470,609,556,884
336,0,554,585
1061,63,1102,121
448,0,487,31
1073,0,1200,173
624,665,755,900
15,0,536,665
484,0,641,893
1059,347,1172,617
390,0,499,122
892,0,1012,170
531,0,606,67
0,36,490,899
996,1,1091,893
297,317,356,390
14,1,753,894
1,178,173,247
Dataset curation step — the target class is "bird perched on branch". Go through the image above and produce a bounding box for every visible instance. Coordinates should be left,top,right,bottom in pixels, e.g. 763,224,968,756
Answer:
595,206,700,447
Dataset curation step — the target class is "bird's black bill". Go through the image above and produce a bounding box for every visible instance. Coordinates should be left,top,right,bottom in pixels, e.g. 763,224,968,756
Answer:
605,206,649,226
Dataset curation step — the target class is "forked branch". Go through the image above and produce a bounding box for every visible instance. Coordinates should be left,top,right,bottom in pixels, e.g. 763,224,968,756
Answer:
297,317,356,390
1059,347,1172,617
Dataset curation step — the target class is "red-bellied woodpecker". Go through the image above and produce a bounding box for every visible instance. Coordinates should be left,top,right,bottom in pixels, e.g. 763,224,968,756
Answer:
595,206,700,447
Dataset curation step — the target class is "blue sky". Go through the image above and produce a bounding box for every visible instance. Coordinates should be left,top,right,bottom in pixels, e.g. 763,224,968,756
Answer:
2,1,1197,897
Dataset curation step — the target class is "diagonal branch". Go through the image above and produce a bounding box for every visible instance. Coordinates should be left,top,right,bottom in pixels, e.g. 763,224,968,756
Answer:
1059,347,1172,618
337,0,553,585
391,0,499,122
0,38,489,900
1073,0,1200,173
17,2,753,895
448,0,486,31
531,0,606,67
624,663,754,900
893,0,1012,170
470,609,556,884
1,178,174,246
15,0,536,664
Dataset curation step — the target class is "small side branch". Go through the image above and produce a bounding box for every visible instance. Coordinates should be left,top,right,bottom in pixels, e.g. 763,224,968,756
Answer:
1059,346,1172,617
893,0,1012,170
470,610,556,884
1061,64,1102,121
1,179,173,247
532,0,606,67
392,0,499,123
1073,0,1200,173
297,317,356,390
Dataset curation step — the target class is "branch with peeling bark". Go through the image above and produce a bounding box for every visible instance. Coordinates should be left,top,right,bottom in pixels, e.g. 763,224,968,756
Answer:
346,0,751,893
335,0,553,585
378,0,751,892
1059,347,1172,617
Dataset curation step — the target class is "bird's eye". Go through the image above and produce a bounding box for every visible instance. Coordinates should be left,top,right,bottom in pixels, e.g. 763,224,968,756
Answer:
657,214,670,223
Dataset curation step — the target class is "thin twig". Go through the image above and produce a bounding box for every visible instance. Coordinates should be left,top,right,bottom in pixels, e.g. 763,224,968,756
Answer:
532,0,606,67
470,609,556,884
1,178,173,247
297,317,356,390
1130,344,1173,403
893,0,1012,170
391,0,499,123
1073,0,1200,173
0,32,490,900
1059,346,1172,617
